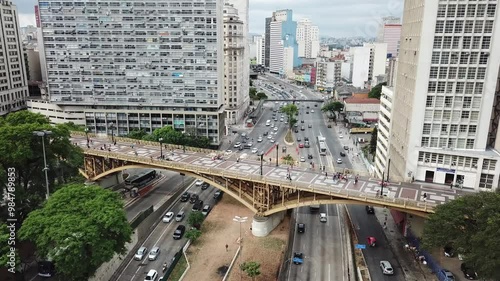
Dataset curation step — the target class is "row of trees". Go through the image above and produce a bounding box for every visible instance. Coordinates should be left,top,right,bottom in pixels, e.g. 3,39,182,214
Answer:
127,126,212,149
249,87,268,100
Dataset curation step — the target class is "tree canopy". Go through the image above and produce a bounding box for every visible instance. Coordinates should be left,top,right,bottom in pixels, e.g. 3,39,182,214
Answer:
280,104,298,130
421,192,500,279
369,127,378,155
18,183,132,281
321,101,344,122
185,228,202,242
126,126,212,148
249,87,267,100
368,82,387,99
0,111,83,222
187,211,205,229
240,261,261,281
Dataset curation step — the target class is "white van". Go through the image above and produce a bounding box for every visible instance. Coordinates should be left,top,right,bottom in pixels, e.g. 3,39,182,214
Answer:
266,120,271,126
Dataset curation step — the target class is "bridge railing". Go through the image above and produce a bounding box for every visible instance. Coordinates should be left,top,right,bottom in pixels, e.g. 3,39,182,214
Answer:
83,149,436,213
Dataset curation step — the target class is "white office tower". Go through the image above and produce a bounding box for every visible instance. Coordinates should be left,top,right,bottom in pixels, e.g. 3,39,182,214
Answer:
253,35,264,65
223,3,249,126
34,0,225,146
296,18,320,59
351,43,388,88
0,0,28,116
388,0,500,190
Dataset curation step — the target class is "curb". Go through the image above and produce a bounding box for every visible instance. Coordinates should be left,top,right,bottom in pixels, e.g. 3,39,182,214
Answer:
222,246,242,281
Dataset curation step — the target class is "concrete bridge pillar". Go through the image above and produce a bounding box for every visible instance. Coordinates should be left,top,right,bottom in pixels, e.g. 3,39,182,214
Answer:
251,211,285,237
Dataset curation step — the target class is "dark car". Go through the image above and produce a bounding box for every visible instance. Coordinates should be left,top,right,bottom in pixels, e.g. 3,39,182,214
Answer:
294,129,299,133
263,132,269,136
328,124,332,128
304,137,309,142
301,120,304,123
460,263,478,280
366,206,375,214
180,192,190,202
444,245,454,257
201,182,210,190
343,145,349,150
340,151,346,157
192,200,204,211
297,223,305,233
214,190,223,200
173,225,186,240
189,194,199,204
307,154,313,159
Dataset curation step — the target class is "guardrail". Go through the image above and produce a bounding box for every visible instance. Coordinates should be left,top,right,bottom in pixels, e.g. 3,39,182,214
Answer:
344,206,371,281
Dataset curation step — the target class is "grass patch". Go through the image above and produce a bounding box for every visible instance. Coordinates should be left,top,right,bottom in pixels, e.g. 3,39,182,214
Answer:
201,220,218,233
285,130,294,143
258,237,285,251
168,254,188,281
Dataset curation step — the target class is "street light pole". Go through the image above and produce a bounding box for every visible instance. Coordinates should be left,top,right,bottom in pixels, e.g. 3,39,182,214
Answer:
33,130,52,200
109,122,115,143
84,127,89,146
233,216,248,281
380,171,385,197
159,137,163,158
260,154,263,175
276,143,279,167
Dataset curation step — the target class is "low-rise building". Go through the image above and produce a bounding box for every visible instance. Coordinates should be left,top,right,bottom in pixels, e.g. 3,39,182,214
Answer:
343,98,380,126
374,86,394,179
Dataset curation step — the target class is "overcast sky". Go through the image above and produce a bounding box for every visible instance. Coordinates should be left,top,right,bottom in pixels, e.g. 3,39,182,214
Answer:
14,0,403,37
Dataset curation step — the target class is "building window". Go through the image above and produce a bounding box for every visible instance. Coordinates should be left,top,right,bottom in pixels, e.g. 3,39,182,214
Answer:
461,111,470,119
466,139,474,149
423,123,431,134
433,37,442,48
426,96,435,107
479,174,494,189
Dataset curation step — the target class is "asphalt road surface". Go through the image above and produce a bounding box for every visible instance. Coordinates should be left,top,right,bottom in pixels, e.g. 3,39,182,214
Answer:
117,181,220,281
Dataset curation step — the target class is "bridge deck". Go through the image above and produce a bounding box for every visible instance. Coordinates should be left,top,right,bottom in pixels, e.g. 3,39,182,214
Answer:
72,134,473,214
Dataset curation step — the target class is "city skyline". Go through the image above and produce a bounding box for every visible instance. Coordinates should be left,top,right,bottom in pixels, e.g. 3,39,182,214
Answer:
15,0,404,37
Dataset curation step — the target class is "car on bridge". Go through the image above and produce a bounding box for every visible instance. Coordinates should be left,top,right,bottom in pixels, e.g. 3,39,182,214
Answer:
320,213,327,223
297,223,305,233
201,182,210,190
293,252,304,265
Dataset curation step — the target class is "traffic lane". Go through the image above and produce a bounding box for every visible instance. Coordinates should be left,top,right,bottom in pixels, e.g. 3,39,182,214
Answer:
348,205,404,281
125,171,183,221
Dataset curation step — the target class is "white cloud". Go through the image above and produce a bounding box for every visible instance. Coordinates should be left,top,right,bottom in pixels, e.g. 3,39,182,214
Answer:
18,13,36,27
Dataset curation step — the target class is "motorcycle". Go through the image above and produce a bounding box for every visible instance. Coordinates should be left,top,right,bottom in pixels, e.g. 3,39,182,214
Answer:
367,236,377,247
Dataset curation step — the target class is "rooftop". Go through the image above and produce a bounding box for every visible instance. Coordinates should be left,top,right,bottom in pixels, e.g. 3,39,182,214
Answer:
344,98,380,104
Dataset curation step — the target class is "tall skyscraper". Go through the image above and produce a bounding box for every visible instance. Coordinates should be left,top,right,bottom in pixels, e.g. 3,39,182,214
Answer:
223,3,249,126
264,17,271,67
269,9,300,77
296,18,320,59
32,0,225,145
386,0,500,190
0,0,28,116
253,35,264,65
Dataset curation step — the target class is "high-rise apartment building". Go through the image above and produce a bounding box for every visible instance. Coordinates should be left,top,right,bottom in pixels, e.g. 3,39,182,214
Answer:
264,17,271,67
387,0,500,190
377,17,402,57
315,60,342,90
269,9,300,77
33,0,225,145
351,43,388,88
0,0,28,116
252,35,264,65
223,3,249,126
296,18,320,59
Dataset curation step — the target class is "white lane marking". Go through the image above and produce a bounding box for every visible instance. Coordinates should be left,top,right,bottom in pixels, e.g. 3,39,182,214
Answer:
337,205,346,281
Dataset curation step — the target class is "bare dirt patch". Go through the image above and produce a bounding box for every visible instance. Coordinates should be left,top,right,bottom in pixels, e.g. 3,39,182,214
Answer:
183,195,290,281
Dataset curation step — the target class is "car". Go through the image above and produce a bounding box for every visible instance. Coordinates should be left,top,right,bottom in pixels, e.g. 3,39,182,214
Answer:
366,206,375,214
257,138,263,143
308,124,312,128
162,211,174,223
380,260,394,275
340,151,346,157
306,106,310,109
301,120,304,123
195,180,203,186
294,123,298,127
270,123,274,128
339,134,343,139
274,127,278,131
251,147,258,153
304,137,309,141
202,204,211,215
438,269,456,281
337,158,343,164
300,156,305,162
297,137,301,142
267,135,272,139
328,124,332,128
311,110,315,113
308,154,313,159
306,111,309,114
263,131,269,136
192,200,203,211
297,223,305,233
148,247,161,261
314,104,318,107
225,149,233,154
180,192,190,202
294,129,299,133
201,182,209,190
238,146,244,151
460,263,478,280
241,139,247,143
319,213,327,223
293,252,304,264
444,245,454,257
189,193,199,204
233,142,241,148
214,190,223,200
343,145,349,150
299,143,304,148
270,139,275,143
134,246,148,261
173,225,186,240
175,211,185,222
144,269,158,281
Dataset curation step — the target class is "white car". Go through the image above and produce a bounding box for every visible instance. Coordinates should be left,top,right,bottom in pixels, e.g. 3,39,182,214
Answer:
380,261,394,275
270,139,275,143
267,135,272,139
311,109,315,113
148,247,160,261
233,142,241,148
319,213,327,223
257,138,263,143
195,180,203,186
300,156,305,162
339,135,343,139
270,123,274,128
337,158,343,164
134,246,148,261
225,149,233,154
251,148,258,153
162,212,174,223
274,127,278,131
144,269,158,281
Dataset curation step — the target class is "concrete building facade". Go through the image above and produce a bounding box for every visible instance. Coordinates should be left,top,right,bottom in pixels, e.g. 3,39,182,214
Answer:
296,18,320,59
375,86,395,179
264,17,271,67
269,9,299,76
388,0,500,190
315,60,342,90
0,0,29,116
351,43,388,88
253,35,264,65
33,0,226,145
379,24,402,57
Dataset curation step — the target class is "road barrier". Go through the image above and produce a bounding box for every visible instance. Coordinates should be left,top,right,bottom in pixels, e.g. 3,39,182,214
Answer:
277,209,296,281
344,206,371,281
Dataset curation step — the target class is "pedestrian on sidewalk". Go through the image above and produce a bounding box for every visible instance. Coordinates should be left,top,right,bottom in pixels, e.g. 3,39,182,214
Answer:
423,192,427,201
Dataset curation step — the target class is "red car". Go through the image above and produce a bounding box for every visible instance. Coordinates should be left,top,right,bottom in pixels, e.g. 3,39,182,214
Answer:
299,143,304,148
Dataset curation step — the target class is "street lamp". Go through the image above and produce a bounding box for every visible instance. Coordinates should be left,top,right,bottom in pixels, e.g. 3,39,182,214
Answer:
276,143,279,167
233,216,248,281
109,122,115,143
380,171,385,197
33,130,52,200
84,127,89,146
260,153,264,175
159,137,163,158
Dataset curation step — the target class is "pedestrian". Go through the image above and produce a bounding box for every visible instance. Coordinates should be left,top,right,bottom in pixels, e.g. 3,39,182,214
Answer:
383,221,387,229
450,183,453,189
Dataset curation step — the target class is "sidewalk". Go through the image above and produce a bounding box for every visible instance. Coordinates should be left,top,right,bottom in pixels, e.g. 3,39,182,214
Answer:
374,207,437,281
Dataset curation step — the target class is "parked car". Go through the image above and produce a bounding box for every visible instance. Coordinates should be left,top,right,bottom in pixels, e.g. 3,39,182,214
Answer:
148,247,160,261
202,204,211,216
175,211,185,222
299,143,304,148
300,156,305,162
308,124,312,128
328,124,332,128
308,154,313,159
162,212,174,223
297,223,305,233
134,246,148,261
380,261,394,275
366,206,375,214
233,142,241,148
438,269,456,281
460,263,478,280
343,145,349,150
144,269,158,281
173,225,186,240
180,192,190,202
319,213,327,223
192,200,204,211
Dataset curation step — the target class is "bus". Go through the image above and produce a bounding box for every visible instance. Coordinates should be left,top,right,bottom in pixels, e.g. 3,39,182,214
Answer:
317,136,327,156
349,127,375,134
125,170,157,189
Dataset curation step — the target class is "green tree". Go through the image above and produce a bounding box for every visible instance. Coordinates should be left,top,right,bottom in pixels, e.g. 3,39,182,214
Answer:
185,228,202,242
249,87,258,100
127,129,147,140
0,223,20,271
148,126,211,148
256,92,268,100
187,211,205,229
240,261,261,281
282,154,295,165
421,192,500,279
368,82,387,99
18,183,132,281
280,104,299,130
369,127,378,155
321,101,344,122
0,111,83,222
